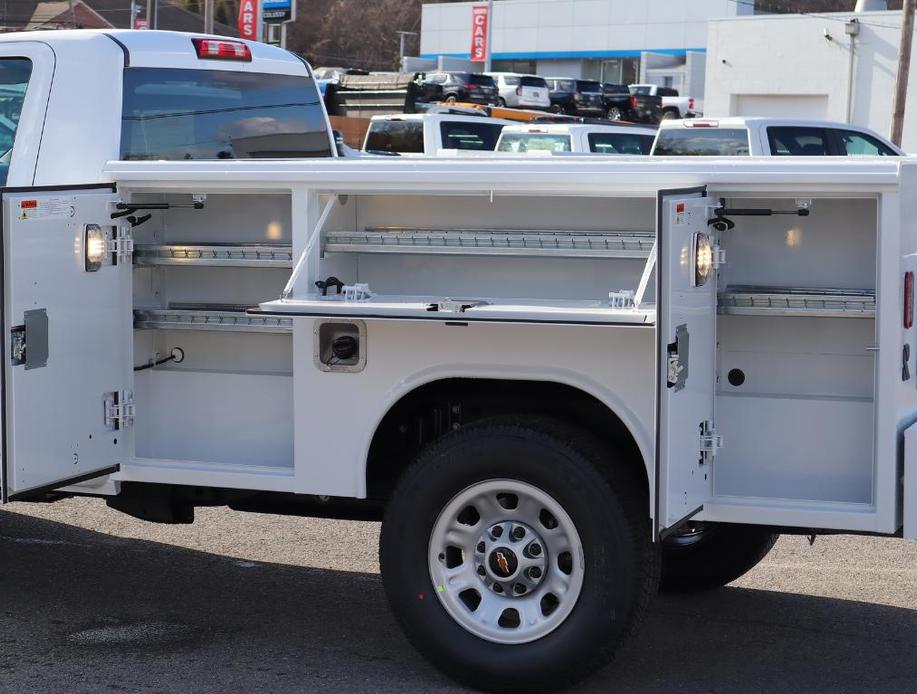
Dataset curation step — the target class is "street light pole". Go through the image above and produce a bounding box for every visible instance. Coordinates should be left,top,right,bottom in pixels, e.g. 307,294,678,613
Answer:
204,0,214,34
890,0,916,146
484,0,493,72
397,30,418,71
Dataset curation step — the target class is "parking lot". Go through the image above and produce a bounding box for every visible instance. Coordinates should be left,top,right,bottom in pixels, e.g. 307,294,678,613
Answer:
0,498,914,693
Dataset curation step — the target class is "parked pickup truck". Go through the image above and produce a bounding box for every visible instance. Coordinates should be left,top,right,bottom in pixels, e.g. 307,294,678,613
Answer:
5,28,917,694
651,117,904,157
603,83,662,123
630,83,699,119
362,112,509,155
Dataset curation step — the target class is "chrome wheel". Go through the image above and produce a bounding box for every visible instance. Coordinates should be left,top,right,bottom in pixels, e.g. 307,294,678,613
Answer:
428,479,585,645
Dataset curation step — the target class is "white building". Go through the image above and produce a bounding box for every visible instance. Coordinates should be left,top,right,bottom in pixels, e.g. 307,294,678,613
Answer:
419,0,751,96
704,9,917,151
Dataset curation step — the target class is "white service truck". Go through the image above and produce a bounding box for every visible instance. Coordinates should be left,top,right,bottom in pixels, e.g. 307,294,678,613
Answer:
3,29,917,693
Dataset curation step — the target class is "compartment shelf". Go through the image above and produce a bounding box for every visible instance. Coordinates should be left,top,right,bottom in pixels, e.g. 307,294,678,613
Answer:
134,304,292,333
134,243,293,268
718,286,875,318
323,226,655,258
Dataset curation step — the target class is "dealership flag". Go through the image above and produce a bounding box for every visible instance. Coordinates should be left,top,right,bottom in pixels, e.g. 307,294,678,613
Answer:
238,0,260,40
470,4,489,62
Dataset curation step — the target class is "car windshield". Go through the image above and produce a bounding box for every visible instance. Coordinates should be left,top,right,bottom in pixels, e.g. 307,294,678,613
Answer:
553,80,576,92
120,67,332,160
364,119,424,154
497,133,571,153
503,76,521,86
0,58,30,185
588,132,654,155
652,128,750,156
577,81,602,94
521,76,547,88
440,121,505,150
629,85,651,95
604,84,629,94
467,74,496,87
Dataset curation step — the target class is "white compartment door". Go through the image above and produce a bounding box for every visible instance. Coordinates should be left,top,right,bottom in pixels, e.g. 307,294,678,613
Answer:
2,186,132,500
655,187,717,537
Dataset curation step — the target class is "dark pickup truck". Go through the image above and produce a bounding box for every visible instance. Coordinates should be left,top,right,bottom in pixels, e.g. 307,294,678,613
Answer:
602,83,661,124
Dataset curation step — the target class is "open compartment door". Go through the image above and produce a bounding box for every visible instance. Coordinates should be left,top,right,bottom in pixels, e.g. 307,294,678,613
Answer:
655,187,718,538
1,186,132,500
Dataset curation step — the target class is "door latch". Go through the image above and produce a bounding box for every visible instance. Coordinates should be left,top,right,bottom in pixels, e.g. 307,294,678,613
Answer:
699,420,722,464
10,309,48,370
108,224,134,261
667,323,689,391
104,390,135,430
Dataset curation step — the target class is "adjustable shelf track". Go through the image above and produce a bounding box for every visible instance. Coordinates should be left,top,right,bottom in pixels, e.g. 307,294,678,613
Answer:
718,286,875,319
134,305,292,333
133,243,294,268
323,226,655,258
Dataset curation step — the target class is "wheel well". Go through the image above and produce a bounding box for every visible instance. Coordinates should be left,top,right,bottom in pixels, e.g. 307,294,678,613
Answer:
366,378,646,503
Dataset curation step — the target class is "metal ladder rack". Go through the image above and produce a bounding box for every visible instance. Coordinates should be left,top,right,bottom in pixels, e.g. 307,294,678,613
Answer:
133,243,294,268
134,304,292,333
717,286,876,318
323,227,656,258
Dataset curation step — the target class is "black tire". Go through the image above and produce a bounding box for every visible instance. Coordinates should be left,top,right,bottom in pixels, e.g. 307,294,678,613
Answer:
380,417,659,693
549,103,564,114
660,523,779,592
497,97,507,107
606,106,623,121
444,94,458,104
660,109,679,120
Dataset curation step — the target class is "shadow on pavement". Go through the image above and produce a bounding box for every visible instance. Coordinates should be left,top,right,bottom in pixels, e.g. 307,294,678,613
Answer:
0,509,914,694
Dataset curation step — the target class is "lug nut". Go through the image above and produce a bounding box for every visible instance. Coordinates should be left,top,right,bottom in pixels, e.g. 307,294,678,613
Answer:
490,525,503,538
513,583,527,595
528,566,542,580
477,565,486,576
476,541,486,553
511,526,526,541
528,543,542,557
493,583,504,594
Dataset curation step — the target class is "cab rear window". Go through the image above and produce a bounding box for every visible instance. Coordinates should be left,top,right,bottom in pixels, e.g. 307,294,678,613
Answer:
652,128,750,156
365,120,424,154
440,121,505,150
588,132,653,155
0,58,31,186
120,68,332,160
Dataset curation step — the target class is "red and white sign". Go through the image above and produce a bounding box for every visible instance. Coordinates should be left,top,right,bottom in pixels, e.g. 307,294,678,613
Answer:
133,18,148,30
238,0,260,41
470,4,489,62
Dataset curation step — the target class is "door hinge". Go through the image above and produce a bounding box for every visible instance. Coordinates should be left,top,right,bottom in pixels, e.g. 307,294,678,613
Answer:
108,224,134,260
699,420,722,464
104,390,135,430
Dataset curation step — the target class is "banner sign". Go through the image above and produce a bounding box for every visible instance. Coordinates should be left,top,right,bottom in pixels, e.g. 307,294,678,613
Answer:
238,0,261,40
134,18,148,30
470,4,488,62
263,0,293,24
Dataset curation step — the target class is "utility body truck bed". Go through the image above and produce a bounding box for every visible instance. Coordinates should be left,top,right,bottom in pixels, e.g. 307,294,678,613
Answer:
1,29,916,693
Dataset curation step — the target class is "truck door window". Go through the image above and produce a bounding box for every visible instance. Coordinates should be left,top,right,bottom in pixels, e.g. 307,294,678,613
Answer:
834,129,898,156
364,120,424,154
767,127,830,156
440,121,504,150
588,132,653,155
497,133,572,153
120,68,332,160
652,128,750,156
0,58,31,185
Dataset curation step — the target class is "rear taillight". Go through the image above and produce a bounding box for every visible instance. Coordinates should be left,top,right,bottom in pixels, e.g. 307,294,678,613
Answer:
466,84,478,90
689,97,695,111
192,38,252,61
630,95,638,109
905,271,914,329
515,86,523,96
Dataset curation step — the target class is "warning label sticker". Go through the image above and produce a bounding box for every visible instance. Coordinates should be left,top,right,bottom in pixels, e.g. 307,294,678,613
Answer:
18,196,76,221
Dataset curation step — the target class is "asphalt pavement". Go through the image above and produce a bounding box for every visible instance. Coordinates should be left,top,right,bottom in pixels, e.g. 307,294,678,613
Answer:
0,498,915,693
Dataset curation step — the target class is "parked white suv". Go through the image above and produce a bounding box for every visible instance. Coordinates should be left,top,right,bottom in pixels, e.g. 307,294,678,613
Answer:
651,117,905,156
486,72,550,110
496,123,656,155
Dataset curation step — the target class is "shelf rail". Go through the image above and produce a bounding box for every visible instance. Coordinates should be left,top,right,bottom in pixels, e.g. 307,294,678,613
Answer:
718,286,875,318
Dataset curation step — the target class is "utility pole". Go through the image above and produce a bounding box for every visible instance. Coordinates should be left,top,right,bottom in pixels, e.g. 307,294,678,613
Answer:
890,0,915,146
397,30,417,71
68,0,75,28
203,0,214,34
484,0,494,72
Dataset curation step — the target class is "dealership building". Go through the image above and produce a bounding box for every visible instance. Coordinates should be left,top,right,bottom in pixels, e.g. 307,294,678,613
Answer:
419,0,752,97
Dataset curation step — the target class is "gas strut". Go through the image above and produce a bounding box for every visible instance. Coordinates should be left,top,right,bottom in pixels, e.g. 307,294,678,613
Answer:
709,198,809,231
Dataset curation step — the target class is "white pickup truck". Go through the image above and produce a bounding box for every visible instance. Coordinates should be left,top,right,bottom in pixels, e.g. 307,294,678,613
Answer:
4,28,917,693
630,83,700,119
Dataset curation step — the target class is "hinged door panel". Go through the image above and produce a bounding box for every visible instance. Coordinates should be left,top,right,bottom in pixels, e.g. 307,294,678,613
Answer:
656,188,717,536
2,186,132,499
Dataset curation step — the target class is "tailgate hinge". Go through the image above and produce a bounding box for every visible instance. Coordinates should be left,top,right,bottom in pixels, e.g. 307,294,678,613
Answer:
104,390,135,430
699,420,722,464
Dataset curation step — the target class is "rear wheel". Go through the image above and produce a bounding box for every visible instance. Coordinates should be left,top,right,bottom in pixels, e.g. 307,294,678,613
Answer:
550,103,564,114
660,523,779,592
380,417,658,692
660,109,679,120
444,94,458,104
606,106,623,121
497,97,507,107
